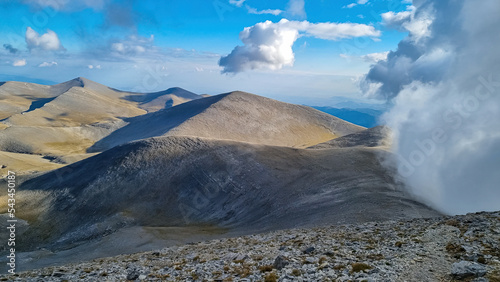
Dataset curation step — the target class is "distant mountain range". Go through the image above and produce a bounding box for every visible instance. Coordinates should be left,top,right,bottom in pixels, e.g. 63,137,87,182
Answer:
311,106,385,128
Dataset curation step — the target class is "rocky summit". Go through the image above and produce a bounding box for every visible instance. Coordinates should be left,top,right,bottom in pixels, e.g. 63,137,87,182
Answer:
2,211,499,281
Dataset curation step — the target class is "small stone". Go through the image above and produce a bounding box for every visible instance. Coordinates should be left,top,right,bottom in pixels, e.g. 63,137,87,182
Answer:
138,274,147,280
126,270,140,280
304,257,317,264
318,263,329,269
52,272,64,277
303,247,315,254
451,261,486,279
273,255,289,270
234,254,249,261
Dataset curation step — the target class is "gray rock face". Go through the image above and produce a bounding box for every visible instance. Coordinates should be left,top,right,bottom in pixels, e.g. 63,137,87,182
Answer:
451,261,487,279
273,255,289,270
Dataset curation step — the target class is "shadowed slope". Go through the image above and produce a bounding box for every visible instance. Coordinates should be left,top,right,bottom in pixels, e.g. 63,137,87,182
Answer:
11,136,440,256
309,126,391,149
90,91,365,152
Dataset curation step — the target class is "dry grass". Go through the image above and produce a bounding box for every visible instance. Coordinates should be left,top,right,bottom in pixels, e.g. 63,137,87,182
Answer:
44,139,94,154
351,262,373,273
0,151,64,176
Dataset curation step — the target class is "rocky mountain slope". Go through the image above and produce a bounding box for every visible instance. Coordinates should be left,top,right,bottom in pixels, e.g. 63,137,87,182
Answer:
0,134,439,271
0,78,448,275
2,211,498,281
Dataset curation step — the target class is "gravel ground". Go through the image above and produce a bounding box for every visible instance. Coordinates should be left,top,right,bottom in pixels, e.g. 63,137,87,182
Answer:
2,211,499,281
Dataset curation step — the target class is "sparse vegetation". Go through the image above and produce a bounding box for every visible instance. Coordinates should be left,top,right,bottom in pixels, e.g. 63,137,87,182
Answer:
259,265,273,272
351,263,373,273
446,242,465,257
264,272,278,282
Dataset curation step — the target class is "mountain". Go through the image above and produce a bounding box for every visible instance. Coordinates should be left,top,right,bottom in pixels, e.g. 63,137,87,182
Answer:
311,106,385,128
123,87,202,112
0,78,442,272
0,78,203,174
8,135,439,270
309,126,391,149
89,91,365,152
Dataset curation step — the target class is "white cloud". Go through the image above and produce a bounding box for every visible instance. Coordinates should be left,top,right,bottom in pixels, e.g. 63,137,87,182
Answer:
361,51,389,63
219,19,380,73
339,51,389,63
345,0,369,9
362,0,500,214
25,27,64,51
286,0,306,18
110,35,154,56
245,5,282,16
292,21,380,40
88,64,101,69
38,61,58,67
13,59,27,67
381,10,412,27
381,5,432,42
229,0,245,7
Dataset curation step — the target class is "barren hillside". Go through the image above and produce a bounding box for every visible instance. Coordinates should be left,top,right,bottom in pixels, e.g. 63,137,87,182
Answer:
90,91,365,152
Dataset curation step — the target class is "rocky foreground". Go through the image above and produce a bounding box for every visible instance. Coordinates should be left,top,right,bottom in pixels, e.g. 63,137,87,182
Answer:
2,211,499,281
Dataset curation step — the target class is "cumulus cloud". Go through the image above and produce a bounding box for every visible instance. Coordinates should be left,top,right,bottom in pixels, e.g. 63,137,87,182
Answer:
38,61,58,67
88,64,101,69
362,0,500,214
25,27,64,51
381,5,433,42
13,59,27,67
219,19,380,73
3,44,19,54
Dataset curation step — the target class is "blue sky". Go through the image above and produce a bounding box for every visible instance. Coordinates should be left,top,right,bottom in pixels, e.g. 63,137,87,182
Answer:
0,0,412,105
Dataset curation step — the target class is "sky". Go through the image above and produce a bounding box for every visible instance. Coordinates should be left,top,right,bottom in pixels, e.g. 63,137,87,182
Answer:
0,0,412,105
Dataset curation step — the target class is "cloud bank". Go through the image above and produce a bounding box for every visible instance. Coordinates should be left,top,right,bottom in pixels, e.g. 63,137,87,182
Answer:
362,0,500,214
219,19,380,73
